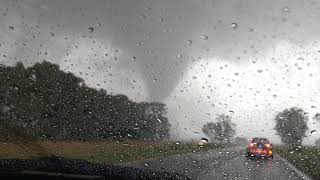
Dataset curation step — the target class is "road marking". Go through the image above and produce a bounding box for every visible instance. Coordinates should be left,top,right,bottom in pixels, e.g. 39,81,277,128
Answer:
275,154,311,180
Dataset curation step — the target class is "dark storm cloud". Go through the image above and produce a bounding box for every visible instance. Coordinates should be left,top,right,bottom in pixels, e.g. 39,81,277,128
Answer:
1,0,320,101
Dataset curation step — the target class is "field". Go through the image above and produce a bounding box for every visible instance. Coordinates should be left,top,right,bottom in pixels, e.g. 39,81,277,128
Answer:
274,145,320,179
0,141,231,164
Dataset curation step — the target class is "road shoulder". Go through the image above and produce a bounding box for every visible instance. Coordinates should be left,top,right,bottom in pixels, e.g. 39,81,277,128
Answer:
275,154,311,180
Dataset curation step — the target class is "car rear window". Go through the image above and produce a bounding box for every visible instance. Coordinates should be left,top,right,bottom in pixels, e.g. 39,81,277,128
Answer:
252,138,269,143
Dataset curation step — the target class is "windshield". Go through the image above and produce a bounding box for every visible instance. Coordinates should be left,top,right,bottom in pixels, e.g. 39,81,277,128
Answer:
1,0,320,179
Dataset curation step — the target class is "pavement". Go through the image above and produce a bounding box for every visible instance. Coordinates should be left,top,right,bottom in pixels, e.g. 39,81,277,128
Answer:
123,146,311,180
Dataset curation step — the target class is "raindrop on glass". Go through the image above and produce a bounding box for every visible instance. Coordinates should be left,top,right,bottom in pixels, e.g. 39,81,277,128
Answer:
282,6,290,13
8,26,14,31
231,23,238,30
201,35,209,40
88,27,94,32
153,78,158,83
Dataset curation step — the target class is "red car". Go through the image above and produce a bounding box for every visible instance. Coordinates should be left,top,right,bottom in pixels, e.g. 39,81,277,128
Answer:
246,137,273,159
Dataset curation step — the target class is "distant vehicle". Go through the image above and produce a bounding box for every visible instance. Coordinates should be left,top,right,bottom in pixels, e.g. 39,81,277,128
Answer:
246,137,273,159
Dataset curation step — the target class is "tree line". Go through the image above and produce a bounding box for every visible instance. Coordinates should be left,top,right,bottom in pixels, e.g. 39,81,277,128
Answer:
0,61,170,142
202,107,319,148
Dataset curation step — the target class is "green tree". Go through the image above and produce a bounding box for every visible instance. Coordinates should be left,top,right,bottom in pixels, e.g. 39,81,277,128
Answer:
202,115,236,143
0,61,171,142
202,122,216,143
274,107,308,147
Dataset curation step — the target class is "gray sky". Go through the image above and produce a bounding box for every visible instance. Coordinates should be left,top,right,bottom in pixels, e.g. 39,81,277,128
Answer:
1,0,320,144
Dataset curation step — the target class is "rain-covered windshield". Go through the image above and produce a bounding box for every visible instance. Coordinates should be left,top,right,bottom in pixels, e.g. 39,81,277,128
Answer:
1,0,320,179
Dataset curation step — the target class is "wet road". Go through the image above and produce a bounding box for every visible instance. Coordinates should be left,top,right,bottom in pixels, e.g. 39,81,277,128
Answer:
123,146,310,180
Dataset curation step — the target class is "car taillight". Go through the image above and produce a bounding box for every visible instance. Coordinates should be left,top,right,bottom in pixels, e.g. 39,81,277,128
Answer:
269,150,273,155
249,143,254,147
265,143,271,148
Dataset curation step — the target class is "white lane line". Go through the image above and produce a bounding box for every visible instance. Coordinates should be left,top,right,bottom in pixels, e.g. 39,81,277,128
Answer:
275,154,312,180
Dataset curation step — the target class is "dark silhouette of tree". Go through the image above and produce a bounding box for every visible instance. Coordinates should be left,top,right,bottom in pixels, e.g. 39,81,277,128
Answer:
274,107,308,147
202,115,236,143
234,136,247,145
0,61,171,142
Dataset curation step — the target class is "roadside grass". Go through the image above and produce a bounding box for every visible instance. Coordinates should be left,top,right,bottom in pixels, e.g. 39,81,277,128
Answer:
0,141,233,164
274,145,320,179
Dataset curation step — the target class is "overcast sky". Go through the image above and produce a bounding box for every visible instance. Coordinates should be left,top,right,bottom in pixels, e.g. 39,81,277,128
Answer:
1,0,320,144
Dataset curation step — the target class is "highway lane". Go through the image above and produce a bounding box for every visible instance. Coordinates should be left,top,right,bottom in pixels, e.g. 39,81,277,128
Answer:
123,146,310,180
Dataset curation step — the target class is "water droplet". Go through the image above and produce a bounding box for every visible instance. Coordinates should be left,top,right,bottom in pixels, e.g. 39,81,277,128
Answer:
139,13,147,19
257,69,263,73
311,106,317,109
131,56,136,61
50,32,55,37
248,27,254,32
314,113,320,121
234,73,239,76
282,6,290,13
273,95,277,98
88,27,94,32
177,54,183,58
311,130,316,134
8,26,14,31
153,78,158,83
200,138,208,143
201,35,208,40
187,40,192,45
231,23,238,29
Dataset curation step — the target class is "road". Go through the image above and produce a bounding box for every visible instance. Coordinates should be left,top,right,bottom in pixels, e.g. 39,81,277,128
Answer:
123,146,310,180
